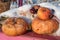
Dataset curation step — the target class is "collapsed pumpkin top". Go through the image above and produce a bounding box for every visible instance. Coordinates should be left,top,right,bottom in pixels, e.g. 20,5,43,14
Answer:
2,18,28,36
37,7,54,20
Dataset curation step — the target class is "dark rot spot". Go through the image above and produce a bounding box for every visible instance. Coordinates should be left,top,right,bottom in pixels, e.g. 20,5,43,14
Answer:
51,9,55,14
32,14,34,18
49,14,54,19
30,5,40,14
37,29,39,31
42,9,46,12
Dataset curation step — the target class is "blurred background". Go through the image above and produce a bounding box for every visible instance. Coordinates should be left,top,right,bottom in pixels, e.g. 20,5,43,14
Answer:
0,0,60,13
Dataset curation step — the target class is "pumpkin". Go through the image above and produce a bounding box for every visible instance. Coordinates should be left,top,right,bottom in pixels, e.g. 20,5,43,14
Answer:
2,18,28,36
32,17,59,34
37,7,53,20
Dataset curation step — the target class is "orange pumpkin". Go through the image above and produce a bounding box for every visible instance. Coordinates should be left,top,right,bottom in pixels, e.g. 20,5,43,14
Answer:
2,18,28,36
32,17,59,34
37,7,53,20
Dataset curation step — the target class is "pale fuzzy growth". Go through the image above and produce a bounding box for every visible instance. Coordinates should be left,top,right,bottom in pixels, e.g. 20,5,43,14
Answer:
17,4,37,24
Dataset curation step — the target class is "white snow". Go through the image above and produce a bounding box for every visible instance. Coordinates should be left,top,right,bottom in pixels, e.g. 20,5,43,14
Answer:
0,8,18,17
0,2,60,36
17,4,31,12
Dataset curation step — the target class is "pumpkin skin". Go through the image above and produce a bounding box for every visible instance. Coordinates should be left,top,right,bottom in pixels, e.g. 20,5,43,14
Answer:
32,17,59,34
2,18,28,36
37,7,53,20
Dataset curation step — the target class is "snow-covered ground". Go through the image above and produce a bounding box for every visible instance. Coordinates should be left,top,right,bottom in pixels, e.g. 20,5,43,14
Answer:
0,2,60,36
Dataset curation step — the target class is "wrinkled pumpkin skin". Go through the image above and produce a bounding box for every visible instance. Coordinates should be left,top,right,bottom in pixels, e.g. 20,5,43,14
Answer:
2,18,28,36
37,7,53,20
32,17,59,34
